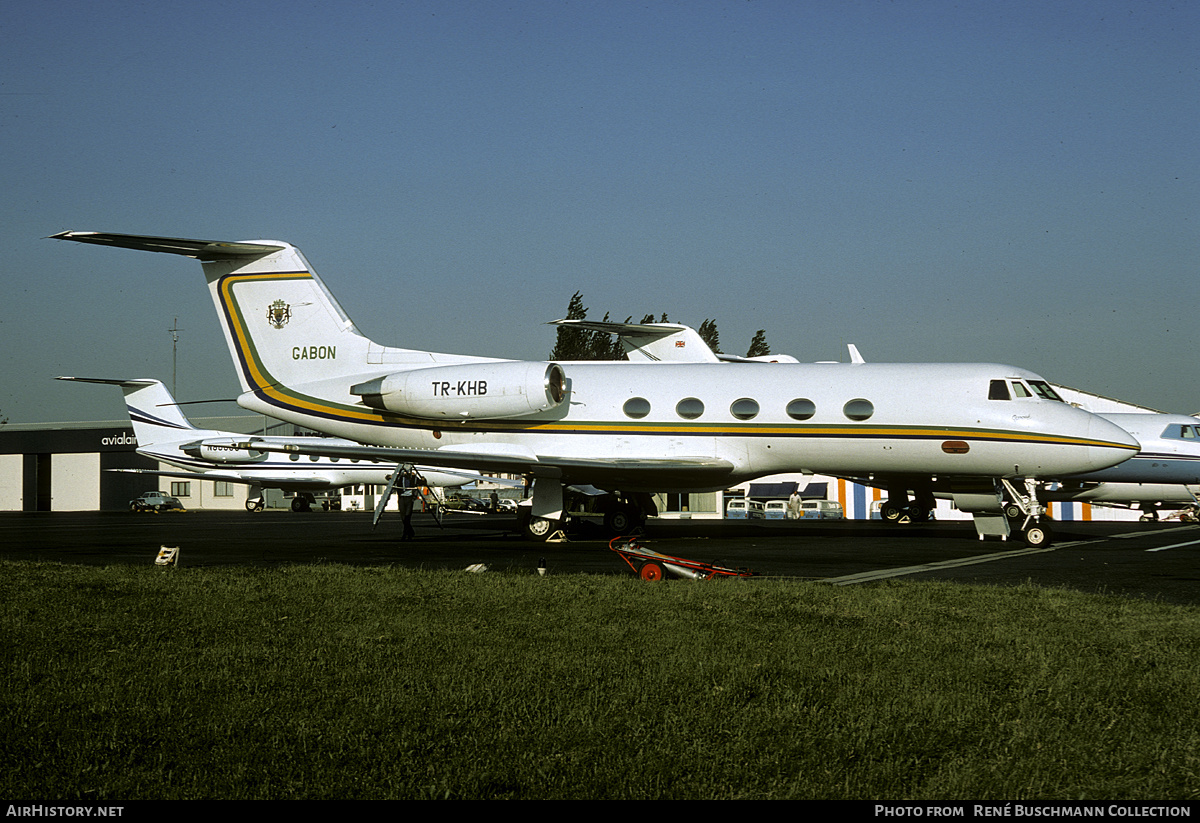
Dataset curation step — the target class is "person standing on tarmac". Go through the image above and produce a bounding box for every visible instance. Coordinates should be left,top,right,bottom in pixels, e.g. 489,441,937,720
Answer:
397,467,424,541
399,488,416,540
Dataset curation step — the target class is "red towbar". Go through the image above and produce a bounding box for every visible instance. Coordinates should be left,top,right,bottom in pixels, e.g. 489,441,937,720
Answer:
609,535,756,581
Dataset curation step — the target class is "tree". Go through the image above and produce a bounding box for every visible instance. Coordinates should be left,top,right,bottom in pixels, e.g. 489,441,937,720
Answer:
549,293,769,362
638,312,668,324
548,292,593,360
697,319,721,355
745,330,770,358
549,296,627,361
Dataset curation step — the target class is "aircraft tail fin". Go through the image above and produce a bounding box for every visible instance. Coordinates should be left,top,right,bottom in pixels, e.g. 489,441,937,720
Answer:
57,377,195,446
51,231,390,397
50,232,482,406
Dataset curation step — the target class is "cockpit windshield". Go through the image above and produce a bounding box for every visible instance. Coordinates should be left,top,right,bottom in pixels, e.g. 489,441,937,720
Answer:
1163,424,1200,440
1027,380,1064,402
989,378,1065,402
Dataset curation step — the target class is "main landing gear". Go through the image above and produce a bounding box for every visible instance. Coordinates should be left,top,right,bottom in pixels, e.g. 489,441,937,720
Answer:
879,491,936,524
884,478,1054,548
517,484,657,542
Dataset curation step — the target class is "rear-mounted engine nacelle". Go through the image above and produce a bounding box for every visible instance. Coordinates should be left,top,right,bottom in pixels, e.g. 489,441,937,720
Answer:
182,438,269,464
352,362,567,420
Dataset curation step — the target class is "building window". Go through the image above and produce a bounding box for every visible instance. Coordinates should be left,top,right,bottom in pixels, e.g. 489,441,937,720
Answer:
214,481,234,498
664,493,690,512
170,481,191,498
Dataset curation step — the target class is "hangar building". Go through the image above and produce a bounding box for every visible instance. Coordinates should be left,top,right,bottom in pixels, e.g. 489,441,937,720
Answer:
0,415,296,512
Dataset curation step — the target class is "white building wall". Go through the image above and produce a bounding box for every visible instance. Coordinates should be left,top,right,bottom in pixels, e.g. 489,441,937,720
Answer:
154,462,251,510
51,453,100,511
0,454,22,511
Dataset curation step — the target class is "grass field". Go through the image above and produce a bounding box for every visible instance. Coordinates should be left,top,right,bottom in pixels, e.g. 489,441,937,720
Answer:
2,560,1198,800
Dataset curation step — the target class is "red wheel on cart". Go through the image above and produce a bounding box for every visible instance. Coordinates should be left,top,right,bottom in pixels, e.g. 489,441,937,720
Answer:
639,562,665,581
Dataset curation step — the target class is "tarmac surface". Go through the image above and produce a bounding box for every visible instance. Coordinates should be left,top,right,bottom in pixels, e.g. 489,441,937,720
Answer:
2,510,1198,606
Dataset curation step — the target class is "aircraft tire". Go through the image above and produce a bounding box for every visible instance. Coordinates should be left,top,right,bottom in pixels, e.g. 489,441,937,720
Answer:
523,516,558,541
1021,524,1052,548
639,562,665,582
604,508,636,534
880,502,905,523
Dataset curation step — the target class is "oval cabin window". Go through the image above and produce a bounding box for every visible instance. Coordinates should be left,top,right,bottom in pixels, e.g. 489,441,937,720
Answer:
786,398,816,421
676,397,704,420
843,399,874,421
730,398,760,420
623,397,651,419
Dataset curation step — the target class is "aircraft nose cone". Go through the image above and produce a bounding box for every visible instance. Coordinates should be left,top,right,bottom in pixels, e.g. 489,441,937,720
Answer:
1087,415,1140,472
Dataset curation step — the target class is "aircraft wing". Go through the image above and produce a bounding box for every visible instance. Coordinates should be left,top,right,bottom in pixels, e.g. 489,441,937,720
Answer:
233,438,737,490
107,467,346,491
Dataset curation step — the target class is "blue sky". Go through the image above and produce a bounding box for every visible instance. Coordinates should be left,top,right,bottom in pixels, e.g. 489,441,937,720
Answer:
3,0,1196,423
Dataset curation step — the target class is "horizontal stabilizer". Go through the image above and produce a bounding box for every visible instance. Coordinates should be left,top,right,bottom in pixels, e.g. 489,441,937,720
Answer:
550,318,721,363
57,376,158,388
50,231,284,261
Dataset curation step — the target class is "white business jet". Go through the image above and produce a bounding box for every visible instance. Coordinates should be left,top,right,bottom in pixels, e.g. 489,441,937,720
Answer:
1046,412,1200,520
632,331,1200,525
57,376,502,513
51,231,1139,545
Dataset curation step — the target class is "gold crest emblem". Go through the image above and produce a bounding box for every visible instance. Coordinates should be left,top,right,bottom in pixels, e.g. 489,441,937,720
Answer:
267,299,291,329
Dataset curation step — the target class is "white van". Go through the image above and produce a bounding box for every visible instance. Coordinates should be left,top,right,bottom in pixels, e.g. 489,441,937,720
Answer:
726,499,765,519
764,500,788,519
797,500,844,520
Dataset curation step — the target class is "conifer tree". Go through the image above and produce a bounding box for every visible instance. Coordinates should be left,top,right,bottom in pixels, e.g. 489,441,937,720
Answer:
745,329,770,358
549,292,592,360
698,319,721,354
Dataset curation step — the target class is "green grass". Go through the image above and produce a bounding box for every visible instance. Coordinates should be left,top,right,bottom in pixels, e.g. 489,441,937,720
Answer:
2,560,1198,799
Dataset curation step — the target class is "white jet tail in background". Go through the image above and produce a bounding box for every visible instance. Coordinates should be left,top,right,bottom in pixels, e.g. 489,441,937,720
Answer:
57,377,196,447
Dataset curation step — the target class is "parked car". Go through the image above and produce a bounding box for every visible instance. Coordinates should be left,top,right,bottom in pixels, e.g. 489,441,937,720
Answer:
130,491,185,513
442,493,490,512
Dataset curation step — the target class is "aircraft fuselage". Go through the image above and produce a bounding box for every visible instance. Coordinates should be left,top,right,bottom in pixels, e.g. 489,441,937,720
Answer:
235,360,1137,491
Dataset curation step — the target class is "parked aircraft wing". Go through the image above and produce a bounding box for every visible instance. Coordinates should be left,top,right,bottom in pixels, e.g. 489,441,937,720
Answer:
234,438,737,490
107,467,350,491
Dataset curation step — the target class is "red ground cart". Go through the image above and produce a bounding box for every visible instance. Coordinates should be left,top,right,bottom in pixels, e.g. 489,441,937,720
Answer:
609,535,756,581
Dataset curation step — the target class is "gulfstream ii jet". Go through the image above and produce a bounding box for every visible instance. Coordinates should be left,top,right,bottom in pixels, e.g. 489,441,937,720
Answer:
51,231,1138,545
